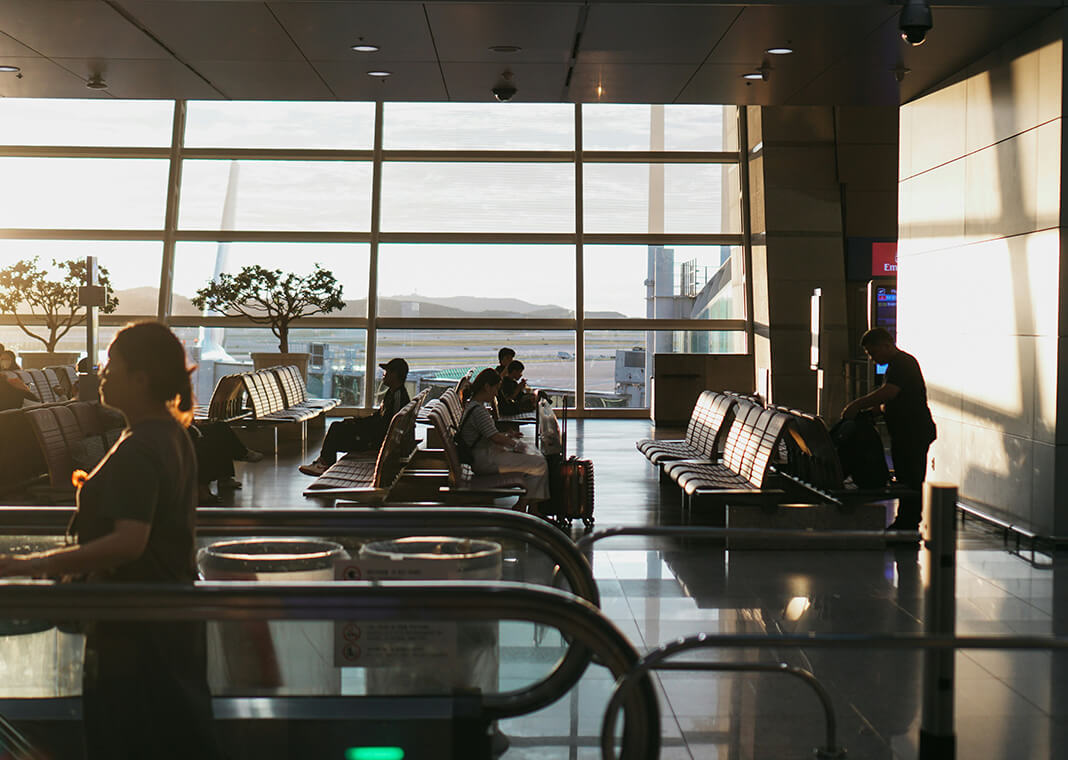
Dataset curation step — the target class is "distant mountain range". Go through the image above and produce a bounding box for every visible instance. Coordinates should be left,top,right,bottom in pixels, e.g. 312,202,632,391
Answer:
114,287,626,319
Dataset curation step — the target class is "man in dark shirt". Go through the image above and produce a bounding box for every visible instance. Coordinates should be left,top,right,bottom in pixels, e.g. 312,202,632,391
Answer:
842,328,937,530
498,360,537,415
299,357,411,476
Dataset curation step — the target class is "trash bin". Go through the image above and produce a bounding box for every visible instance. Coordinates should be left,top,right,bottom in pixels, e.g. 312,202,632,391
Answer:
356,537,501,696
199,537,347,695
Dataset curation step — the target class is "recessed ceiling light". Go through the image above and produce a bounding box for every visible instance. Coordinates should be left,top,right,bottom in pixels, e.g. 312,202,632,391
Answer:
367,70,392,78
488,45,522,53
351,43,380,53
0,65,19,73
742,72,765,81
765,47,794,55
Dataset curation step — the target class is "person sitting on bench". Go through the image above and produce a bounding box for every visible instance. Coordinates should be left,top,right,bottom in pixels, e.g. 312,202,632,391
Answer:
299,358,411,476
498,360,538,415
460,368,549,515
494,347,516,377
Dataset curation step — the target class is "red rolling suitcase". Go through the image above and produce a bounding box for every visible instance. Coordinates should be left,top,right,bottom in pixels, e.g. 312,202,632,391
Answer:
540,401,595,531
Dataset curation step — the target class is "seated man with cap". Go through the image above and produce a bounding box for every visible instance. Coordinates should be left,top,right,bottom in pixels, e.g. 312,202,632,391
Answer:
299,357,411,476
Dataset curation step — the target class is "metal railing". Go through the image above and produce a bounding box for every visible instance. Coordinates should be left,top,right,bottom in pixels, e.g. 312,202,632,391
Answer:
0,505,599,607
0,580,659,759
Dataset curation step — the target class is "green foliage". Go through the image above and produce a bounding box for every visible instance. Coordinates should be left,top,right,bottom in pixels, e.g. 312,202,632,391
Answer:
0,257,119,352
191,264,345,352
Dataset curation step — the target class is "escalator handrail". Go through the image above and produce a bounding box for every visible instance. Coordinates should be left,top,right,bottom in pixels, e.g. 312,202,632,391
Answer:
0,580,659,760
0,506,599,606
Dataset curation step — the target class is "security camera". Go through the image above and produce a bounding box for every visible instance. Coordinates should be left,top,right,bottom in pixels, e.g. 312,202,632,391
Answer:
899,0,932,47
492,70,517,102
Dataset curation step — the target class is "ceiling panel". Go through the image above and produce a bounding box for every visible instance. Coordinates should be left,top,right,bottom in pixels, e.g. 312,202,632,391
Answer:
270,2,437,62
570,62,701,104
0,31,39,59
704,4,898,66
0,58,98,99
441,62,571,102
578,4,743,65
192,60,335,100
0,0,169,59
120,1,305,62
0,2,1060,104
50,58,223,100
426,3,579,63
313,60,448,100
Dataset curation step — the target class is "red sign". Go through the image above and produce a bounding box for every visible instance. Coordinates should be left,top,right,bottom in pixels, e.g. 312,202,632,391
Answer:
872,242,898,277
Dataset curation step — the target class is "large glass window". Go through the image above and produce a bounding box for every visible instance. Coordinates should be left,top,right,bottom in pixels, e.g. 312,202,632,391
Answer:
584,330,746,408
0,240,163,317
376,329,574,398
380,163,574,233
184,101,375,150
377,244,574,317
0,158,169,229
0,98,174,147
584,245,745,320
384,103,573,150
172,242,369,318
0,100,746,413
178,160,373,231
584,163,738,234
582,104,736,152
170,327,368,407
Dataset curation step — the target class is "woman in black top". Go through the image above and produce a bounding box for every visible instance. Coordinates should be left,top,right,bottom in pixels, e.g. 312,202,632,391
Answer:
0,321,221,759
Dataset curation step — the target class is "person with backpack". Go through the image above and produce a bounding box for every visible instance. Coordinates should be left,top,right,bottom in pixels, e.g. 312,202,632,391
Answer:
842,328,937,531
458,368,549,515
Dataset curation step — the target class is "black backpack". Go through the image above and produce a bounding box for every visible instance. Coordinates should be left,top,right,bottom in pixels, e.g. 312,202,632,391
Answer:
830,412,889,489
453,405,483,466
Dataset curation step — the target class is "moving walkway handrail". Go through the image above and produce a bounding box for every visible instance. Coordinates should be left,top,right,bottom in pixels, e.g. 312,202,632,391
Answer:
577,525,920,554
0,580,659,759
602,635,845,760
0,505,599,606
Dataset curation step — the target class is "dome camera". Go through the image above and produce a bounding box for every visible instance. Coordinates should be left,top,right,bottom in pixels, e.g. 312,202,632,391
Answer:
899,0,932,46
492,70,517,102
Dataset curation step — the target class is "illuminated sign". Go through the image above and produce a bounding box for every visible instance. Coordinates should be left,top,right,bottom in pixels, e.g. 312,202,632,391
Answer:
872,242,898,277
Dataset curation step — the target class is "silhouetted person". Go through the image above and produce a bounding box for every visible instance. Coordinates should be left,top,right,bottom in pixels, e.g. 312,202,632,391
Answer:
842,328,936,530
0,321,222,759
494,347,516,377
300,358,410,476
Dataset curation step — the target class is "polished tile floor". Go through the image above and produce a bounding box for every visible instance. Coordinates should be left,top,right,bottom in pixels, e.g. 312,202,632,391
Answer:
224,418,1066,760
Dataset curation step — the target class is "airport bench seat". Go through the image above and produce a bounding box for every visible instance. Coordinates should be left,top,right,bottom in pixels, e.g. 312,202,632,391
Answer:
637,390,737,466
303,392,428,504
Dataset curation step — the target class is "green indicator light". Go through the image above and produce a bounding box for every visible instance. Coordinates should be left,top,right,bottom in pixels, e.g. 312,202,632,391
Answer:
345,748,405,760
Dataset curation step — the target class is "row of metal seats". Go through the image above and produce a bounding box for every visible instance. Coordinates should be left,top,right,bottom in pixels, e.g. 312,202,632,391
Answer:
2,366,78,406
2,401,126,501
303,390,428,503
201,365,339,425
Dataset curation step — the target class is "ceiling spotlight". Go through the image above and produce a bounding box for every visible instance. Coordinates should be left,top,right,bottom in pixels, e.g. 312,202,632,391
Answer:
492,70,517,102
742,63,771,82
351,43,380,53
366,70,392,78
489,45,522,53
0,65,19,73
899,0,932,46
892,63,911,82
765,47,794,55
86,74,108,90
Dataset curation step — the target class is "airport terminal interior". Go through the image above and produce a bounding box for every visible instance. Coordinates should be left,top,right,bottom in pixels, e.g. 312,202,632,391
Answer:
1,1,1068,758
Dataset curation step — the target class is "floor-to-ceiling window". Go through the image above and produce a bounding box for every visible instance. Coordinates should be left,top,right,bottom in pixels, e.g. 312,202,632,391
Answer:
0,99,745,413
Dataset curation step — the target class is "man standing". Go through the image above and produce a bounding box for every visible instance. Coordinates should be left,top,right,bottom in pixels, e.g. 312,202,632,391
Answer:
299,358,411,476
842,328,936,530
